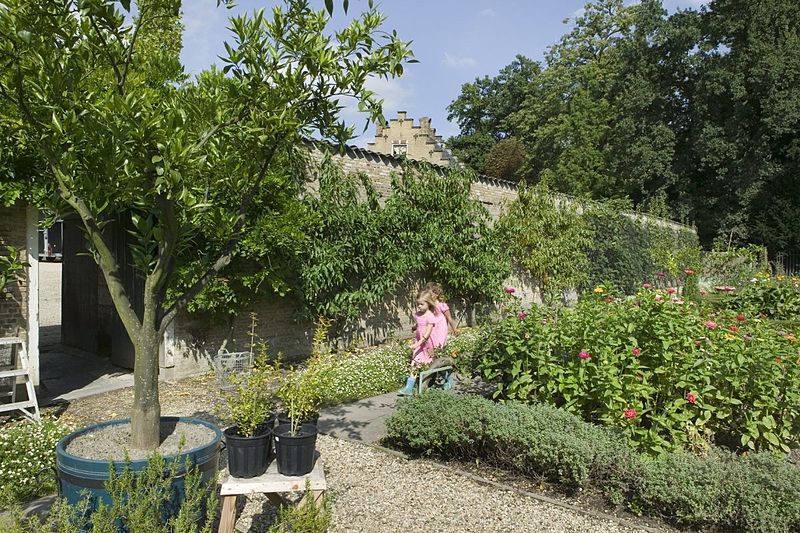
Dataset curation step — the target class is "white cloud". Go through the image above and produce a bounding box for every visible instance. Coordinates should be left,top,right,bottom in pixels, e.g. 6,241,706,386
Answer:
572,7,586,18
478,8,496,17
443,52,477,69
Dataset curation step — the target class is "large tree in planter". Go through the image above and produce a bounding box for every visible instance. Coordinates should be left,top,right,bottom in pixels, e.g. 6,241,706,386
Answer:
0,0,413,450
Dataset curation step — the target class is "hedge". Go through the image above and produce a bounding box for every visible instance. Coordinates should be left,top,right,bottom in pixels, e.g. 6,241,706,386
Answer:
385,392,800,532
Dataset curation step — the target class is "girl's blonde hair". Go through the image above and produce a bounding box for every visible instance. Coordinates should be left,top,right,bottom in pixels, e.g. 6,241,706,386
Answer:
423,281,445,301
416,289,438,314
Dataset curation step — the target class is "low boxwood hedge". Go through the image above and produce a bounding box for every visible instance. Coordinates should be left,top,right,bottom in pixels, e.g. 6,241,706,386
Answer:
385,391,800,532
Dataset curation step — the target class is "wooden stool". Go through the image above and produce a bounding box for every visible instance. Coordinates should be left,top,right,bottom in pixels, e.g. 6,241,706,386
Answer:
218,458,326,533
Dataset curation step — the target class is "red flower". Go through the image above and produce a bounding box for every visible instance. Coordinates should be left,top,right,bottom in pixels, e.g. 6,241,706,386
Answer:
657,271,666,279
631,347,641,357
504,287,516,294
666,287,677,294
775,357,783,364
517,312,528,320
735,315,746,322
705,321,718,330
643,283,653,289
604,297,614,304
686,392,697,404
728,325,739,332
684,268,695,276
578,351,591,360
624,408,637,419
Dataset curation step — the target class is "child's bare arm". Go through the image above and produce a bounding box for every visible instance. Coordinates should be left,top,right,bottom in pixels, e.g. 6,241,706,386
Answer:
444,309,458,334
411,323,433,350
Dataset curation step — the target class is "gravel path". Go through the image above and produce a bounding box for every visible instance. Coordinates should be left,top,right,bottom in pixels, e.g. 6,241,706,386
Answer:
235,435,646,533
36,376,656,532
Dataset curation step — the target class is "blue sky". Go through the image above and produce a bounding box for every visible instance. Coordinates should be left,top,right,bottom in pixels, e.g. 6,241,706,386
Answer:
181,0,709,147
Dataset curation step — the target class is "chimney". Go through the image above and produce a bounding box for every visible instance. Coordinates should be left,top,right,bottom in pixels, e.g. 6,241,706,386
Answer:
419,116,431,130
396,111,407,121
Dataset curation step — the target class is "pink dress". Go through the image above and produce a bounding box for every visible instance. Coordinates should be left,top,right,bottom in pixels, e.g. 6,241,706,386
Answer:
431,301,449,349
412,309,436,366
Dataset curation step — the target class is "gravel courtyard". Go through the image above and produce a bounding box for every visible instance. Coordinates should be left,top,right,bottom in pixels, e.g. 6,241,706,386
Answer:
42,376,665,532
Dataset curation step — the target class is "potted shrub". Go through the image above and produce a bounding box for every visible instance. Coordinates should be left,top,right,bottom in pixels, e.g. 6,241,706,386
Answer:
221,354,281,478
274,368,324,476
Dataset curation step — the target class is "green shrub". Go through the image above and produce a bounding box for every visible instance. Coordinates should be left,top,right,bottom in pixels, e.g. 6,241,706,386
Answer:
268,480,331,533
386,392,800,532
386,390,629,488
0,418,72,506
479,287,800,454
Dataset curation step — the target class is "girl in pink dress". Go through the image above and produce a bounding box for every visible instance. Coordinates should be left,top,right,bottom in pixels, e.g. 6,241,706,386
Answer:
425,282,458,347
398,290,439,396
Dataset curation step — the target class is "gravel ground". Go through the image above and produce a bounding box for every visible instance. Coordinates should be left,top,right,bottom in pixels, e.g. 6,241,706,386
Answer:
31,376,660,532
235,435,647,533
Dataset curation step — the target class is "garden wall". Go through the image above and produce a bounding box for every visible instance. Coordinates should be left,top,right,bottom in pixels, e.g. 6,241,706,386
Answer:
64,143,688,380
0,203,39,384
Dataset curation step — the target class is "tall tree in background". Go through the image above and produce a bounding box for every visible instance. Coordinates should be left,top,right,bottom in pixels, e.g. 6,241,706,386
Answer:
684,0,800,251
447,0,800,254
446,55,540,174
0,0,413,449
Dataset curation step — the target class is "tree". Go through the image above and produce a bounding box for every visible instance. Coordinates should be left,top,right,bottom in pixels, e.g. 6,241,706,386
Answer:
446,55,540,173
482,138,525,181
0,0,413,449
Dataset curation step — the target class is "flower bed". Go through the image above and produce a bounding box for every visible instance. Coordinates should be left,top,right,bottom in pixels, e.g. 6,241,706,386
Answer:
0,418,73,505
479,286,800,453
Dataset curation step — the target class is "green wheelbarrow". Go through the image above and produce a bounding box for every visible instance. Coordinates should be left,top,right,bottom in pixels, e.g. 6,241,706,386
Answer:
417,357,456,395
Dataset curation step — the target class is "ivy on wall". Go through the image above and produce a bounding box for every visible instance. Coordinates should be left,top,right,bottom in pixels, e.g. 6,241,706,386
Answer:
497,183,592,305
583,201,701,294
175,153,702,323
299,156,507,321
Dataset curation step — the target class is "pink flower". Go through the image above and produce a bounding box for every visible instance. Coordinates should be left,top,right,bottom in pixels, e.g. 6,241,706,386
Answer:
686,392,697,404
666,287,677,294
735,314,746,322
631,347,641,357
684,268,695,276
655,294,664,301
624,408,637,419
643,283,652,289
517,312,528,320
705,321,717,330
504,287,516,295
578,351,591,360
671,298,684,304
657,271,666,279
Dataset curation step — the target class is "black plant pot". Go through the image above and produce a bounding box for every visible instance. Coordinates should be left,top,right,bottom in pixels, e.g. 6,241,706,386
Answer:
224,425,272,478
276,411,319,427
273,423,318,476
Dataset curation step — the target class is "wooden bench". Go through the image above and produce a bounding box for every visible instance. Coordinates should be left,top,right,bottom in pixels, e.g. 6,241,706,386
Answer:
218,458,326,533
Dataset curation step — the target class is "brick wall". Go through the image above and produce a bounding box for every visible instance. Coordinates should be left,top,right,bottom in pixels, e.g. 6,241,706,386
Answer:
0,204,29,343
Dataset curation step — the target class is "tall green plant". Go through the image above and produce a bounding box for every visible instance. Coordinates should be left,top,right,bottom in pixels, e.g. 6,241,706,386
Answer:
497,183,592,305
0,246,27,295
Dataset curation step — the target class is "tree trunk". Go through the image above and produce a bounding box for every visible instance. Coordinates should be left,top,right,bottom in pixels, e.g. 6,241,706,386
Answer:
130,324,162,450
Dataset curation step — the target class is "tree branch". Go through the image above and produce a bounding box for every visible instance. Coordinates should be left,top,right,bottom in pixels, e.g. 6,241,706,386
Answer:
48,160,143,334
87,11,124,94
158,144,280,334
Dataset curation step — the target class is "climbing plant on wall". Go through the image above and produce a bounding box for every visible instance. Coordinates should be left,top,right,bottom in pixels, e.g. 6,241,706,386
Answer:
496,183,592,305
298,157,508,321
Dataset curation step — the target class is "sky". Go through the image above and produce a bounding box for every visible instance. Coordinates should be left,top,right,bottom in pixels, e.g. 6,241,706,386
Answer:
181,0,709,147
